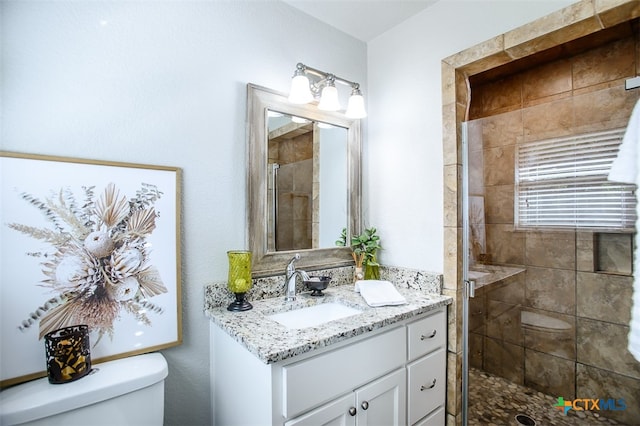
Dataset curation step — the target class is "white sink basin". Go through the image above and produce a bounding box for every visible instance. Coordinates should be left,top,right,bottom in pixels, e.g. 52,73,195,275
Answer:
267,302,362,329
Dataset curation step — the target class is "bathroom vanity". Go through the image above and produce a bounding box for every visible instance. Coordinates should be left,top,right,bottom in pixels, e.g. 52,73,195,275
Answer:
207,284,451,425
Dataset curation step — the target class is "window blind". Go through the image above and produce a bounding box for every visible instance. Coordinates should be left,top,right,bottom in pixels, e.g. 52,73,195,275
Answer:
515,128,636,231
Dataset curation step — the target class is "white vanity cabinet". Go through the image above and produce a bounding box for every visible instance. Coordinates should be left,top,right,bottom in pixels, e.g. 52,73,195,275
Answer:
211,307,446,426
286,368,406,426
406,308,447,425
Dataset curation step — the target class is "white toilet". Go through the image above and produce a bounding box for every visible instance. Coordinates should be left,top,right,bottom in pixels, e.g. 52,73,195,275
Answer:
0,352,168,426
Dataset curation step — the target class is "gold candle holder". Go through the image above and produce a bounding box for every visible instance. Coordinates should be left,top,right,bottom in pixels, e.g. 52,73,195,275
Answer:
227,250,253,311
44,325,91,384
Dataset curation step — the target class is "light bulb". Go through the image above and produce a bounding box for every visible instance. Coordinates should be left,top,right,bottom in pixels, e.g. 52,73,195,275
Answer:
288,74,313,104
318,85,340,111
346,92,366,119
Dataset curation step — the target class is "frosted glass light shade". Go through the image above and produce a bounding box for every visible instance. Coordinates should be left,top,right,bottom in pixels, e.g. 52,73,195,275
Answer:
318,85,340,111
345,94,367,118
288,75,313,104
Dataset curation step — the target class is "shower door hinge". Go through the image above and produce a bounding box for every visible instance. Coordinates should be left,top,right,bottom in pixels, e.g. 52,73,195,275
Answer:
464,279,476,298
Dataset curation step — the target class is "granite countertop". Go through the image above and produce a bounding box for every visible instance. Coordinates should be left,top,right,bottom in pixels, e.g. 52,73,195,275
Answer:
468,264,526,290
206,284,452,364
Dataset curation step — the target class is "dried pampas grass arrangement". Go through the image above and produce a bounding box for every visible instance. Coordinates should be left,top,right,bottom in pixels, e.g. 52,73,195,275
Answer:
8,182,168,343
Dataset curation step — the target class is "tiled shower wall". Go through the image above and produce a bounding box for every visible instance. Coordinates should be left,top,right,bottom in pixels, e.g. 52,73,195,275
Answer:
268,128,314,251
467,28,640,424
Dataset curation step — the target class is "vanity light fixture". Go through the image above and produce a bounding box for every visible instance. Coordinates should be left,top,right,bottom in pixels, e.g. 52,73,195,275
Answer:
287,62,367,119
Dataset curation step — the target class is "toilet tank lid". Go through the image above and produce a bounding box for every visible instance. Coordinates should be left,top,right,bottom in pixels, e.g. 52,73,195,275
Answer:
0,352,168,425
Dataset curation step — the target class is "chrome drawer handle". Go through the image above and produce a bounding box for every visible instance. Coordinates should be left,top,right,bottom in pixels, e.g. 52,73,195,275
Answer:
349,407,357,416
420,330,437,340
361,401,369,410
420,379,437,391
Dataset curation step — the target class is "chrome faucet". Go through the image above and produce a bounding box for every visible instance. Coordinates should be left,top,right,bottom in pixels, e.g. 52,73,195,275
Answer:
285,254,309,302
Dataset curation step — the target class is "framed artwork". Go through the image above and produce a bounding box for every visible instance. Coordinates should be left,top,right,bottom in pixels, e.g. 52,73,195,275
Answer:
0,152,182,387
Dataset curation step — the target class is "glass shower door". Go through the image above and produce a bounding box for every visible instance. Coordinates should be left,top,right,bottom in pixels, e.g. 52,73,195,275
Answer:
460,120,474,426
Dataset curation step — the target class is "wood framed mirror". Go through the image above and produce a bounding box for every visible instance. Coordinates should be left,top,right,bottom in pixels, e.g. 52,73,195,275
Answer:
246,84,362,277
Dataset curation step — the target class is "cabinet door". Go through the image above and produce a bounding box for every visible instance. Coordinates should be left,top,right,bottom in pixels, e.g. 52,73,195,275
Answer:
355,368,406,426
285,394,356,426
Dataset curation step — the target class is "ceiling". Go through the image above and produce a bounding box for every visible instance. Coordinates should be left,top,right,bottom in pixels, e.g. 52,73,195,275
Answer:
282,0,438,42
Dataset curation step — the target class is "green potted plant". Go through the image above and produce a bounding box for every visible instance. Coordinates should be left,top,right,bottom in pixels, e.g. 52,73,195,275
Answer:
336,227,381,280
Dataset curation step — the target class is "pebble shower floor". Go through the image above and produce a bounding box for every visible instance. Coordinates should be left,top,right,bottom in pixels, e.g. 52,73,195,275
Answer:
468,368,623,425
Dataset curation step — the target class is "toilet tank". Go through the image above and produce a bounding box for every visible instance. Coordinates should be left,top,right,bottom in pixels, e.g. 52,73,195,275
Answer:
0,352,168,426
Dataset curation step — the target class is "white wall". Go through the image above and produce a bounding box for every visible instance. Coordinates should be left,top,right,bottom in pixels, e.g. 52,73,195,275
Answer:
366,0,576,273
1,2,365,425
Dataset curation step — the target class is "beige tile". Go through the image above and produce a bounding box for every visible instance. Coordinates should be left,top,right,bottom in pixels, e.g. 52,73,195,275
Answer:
443,34,505,70
443,226,462,291
576,231,595,272
469,332,484,369
573,36,635,89
523,58,572,101
481,75,522,116
525,231,576,269
446,412,462,426
455,67,469,109
522,97,573,141
446,293,462,353
443,165,461,228
441,61,457,106
484,336,524,384
485,224,525,265
469,84,484,120
446,351,463,418
486,300,523,346
576,362,640,425
469,293,485,335
442,101,459,166
577,272,633,325
596,233,633,275
480,109,523,149
464,50,517,78
577,317,640,379
573,85,640,132
525,266,576,315
485,273,525,305
595,0,640,28
467,119,484,194
484,185,513,225
524,349,576,399
504,2,598,58
523,308,576,360
483,145,514,186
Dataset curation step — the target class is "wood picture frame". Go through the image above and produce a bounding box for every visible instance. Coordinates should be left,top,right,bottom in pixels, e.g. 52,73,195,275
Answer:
0,152,182,387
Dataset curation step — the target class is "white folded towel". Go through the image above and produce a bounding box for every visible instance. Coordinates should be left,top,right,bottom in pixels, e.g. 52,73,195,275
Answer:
355,280,407,307
608,98,640,362
609,99,639,182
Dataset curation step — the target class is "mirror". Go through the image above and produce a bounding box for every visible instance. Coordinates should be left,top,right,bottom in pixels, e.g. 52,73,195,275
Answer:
267,112,348,251
247,84,362,277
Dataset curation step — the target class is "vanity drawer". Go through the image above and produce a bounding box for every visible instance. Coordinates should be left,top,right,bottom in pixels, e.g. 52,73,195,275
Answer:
281,326,406,419
407,308,445,361
407,348,446,425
